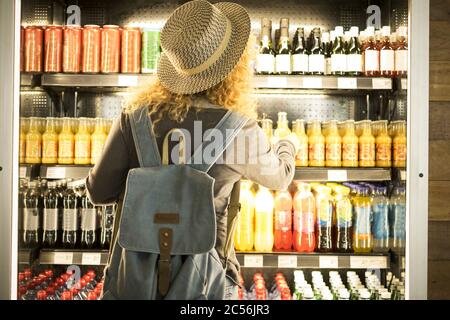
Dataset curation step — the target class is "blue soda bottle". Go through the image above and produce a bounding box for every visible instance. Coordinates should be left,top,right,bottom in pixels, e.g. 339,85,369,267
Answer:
389,186,406,253
372,186,390,252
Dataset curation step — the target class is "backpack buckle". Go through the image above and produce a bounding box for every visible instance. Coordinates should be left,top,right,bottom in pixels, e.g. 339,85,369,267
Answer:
158,228,173,296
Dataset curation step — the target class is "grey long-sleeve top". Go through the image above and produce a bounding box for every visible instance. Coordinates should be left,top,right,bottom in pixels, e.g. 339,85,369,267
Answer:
86,105,296,283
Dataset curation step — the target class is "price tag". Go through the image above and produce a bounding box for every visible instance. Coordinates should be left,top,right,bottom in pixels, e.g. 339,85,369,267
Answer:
327,170,348,181
81,252,102,265
319,256,338,268
401,78,408,90
46,167,66,179
350,256,388,269
244,255,263,268
19,166,27,178
302,77,322,88
278,255,297,268
372,78,392,89
53,252,74,265
267,76,287,88
338,78,357,89
400,170,406,181
118,75,138,87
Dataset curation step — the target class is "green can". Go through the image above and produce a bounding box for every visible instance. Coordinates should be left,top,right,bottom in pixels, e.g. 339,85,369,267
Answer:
141,28,161,74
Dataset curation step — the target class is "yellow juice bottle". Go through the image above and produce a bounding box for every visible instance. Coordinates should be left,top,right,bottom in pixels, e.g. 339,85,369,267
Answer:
358,120,375,167
25,117,42,164
74,118,91,165
234,181,255,252
90,118,108,165
274,112,291,139
58,118,75,165
292,119,308,167
325,120,342,167
353,186,373,253
42,118,59,164
308,120,325,167
19,118,29,163
376,120,392,167
393,120,407,168
261,118,273,143
342,120,359,167
254,186,274,252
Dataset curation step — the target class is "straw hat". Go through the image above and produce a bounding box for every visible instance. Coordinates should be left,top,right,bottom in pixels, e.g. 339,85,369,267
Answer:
157,0,251,94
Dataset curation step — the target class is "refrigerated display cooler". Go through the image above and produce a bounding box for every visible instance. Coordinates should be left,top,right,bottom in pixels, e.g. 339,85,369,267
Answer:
0,0,428,300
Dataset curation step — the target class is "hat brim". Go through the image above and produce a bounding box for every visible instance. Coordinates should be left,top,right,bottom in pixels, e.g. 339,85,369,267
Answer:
157,2,251,95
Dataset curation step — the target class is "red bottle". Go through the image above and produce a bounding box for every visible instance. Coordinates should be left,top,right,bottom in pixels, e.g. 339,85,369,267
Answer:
293,183,316,252
273,190,293,251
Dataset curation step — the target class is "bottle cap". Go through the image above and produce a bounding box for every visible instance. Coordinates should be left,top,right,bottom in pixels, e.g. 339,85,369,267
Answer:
360,290,371,299
381,291,391,299
338,288,350,299
303,288,314,299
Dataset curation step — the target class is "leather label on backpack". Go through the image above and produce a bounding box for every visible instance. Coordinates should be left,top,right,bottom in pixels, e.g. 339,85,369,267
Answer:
154,213,180,224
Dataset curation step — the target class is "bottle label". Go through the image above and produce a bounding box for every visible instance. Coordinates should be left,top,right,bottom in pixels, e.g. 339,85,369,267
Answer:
309,55,325,73
317,199,332,227
43,208,58,231
372,204,389,239
326,143,341,161
342,143,358,161
292,53,309,73
26,138,41,159
347,54,363,72
75,140,90,158
391,204,406,240
81,208,97,231
395,50,408,72
364,50,379,72
380,50,395,72
296,143,308,162
275,54,291,73
59,139,74,158
331,54,347,73
309,143,325,161
336,200,352,228
256,54,275,73
294,211,314,233
354,205,371,236
43,140,58,159
63,208,77,231
394,143,407,161
23,208,39,231
275,211,292,231
91,139,105,163
255,212,272,234
359,142,375,161
376,142,392,161
325,57,332,75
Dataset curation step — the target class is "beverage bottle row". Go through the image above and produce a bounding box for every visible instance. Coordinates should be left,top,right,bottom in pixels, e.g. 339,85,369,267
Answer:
256,18,408,78
234,181,406,254
20,178,116,250
18,268,103,300
242,272,292,300
22,24,160,74
20,117,113,165
261,112,407,168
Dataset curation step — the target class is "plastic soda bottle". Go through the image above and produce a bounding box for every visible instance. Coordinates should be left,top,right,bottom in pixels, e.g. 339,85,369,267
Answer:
393,121,406,168
372,186,390,252
234,181,255,252
353,186,373,253
90,118,107,165
42,181,59,248
333,185,353,252
314,185,334,252
42,118,59,164
62,182,78,249
359,120,375,167
274,112,291,139
74,118,91,165
20,118,29,163
58,118,75,164
375,120,392,167
293,182,316,252
254,186,274,252
325,120,342,167
389,186,406,253
274,189,293,251
25,117,42,164
308,120,325,167
23,180,40,247
292,119,308,167
342,120,359,167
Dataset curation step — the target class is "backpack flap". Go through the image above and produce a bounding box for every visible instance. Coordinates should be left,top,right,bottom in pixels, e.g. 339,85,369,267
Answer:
118,165,217,255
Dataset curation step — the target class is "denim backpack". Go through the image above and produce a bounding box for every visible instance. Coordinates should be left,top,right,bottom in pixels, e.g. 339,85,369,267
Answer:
101,106,247,300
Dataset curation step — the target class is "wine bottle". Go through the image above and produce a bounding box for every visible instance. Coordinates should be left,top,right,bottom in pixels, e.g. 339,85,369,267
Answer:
292,27,309,75
256,18,275,75
275,18,291,75
309,27,325,75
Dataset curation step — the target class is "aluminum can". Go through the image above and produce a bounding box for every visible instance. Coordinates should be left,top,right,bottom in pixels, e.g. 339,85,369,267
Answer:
63,25,82,73
121,27,141,73
82,25,101,73
101,25,121,73
141,28,160,73
44,25,63,73
24,26,44,72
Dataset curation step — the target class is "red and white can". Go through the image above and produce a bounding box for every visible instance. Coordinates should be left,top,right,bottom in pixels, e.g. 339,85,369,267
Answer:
63,25,82,73
24,26,44,72
20,26,25,72
44,25,63,73
121,27,141,74
101,25,121,73
82,25,101,73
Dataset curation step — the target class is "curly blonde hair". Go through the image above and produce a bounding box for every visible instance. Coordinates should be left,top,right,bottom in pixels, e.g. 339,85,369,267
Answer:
126,37,257,128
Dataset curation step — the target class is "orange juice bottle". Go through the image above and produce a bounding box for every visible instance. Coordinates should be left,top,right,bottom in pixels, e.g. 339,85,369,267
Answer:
342,120,359,167
105,119,113,135
90,118,108,165
308,120,325,167
358,120,375,167
42,118,59,164
25,117,42,164
58,118,75,164
254,186,274,252
234,181,255,252
261,118,273,142
19,118,28,163
325,120,342,167
274,112,291,139
292,119,308,167
393,120,407,168
376,120,392,167
74,118,91,165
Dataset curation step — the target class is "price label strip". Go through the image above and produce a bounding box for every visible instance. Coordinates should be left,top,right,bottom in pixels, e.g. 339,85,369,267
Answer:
46,167,66,179
53,252,74,265
372,78,392,89
244,254,264,268
81,252,102,265
266,76,288,88
319,256,339,268
303,77,322,88
278,255,298,268
19,166,27,178
327,170,348,181
350,256,388,269
337,78,357,89
118,75,138,87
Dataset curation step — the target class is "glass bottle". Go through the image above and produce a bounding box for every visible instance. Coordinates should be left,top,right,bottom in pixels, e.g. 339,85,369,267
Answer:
395,26,408,78
42,118,59,164
359,120,375,167
90,118,107,165
393,120,407,168
308,120,325,167
346,27,363,76
308,28,325,75
331,26,346,76
291,27,309,75
74,117,91,165
275,18,291,75
256,18,275,75
325,120,342,167
58,118,74,164
363,27,380,77
292,119,308,167
25,117,42,164
342,120,359,167
380,26,395,77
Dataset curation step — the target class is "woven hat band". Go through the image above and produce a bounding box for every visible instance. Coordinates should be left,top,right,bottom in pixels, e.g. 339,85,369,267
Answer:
175,17,232,76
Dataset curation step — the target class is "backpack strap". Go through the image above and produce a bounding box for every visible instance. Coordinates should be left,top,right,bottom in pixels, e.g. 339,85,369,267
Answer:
224,181,241,263
128,107,162,168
